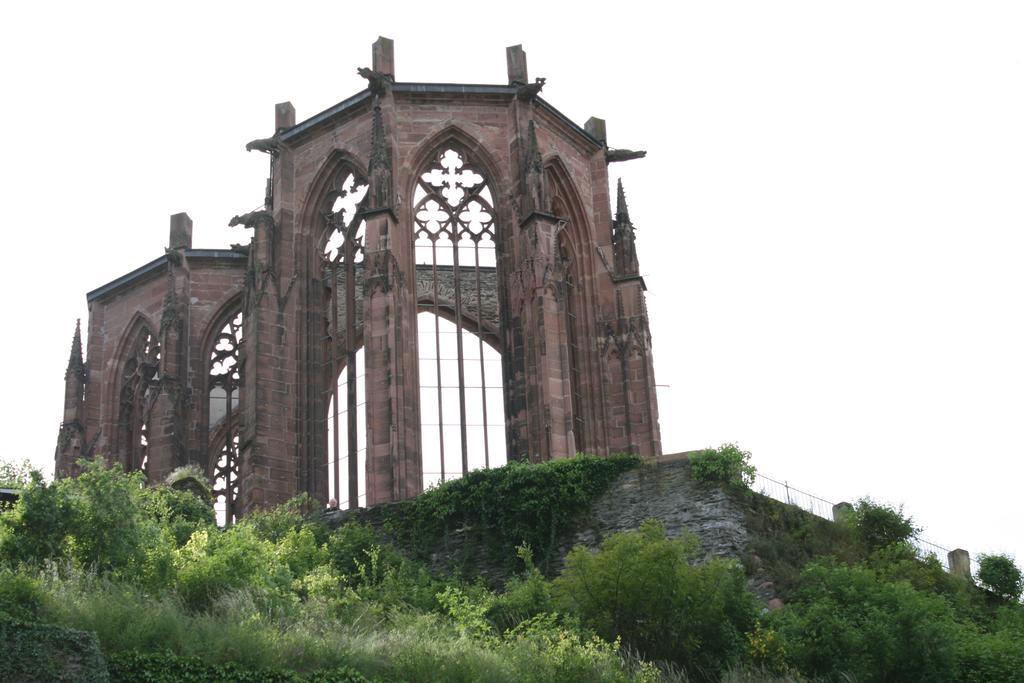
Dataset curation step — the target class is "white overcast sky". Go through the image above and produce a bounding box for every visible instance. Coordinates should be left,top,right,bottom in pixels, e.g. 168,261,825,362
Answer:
1,1,1021,564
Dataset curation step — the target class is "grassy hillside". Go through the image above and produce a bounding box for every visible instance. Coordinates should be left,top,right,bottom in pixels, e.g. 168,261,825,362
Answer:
1,453,1022,682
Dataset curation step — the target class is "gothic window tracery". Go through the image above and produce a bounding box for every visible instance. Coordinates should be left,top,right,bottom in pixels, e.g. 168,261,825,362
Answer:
208,311,243,526
118,326,160,476
321,168,369,509
414,148,506,483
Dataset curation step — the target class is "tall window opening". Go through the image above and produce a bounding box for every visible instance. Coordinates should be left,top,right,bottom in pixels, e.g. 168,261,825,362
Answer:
326,348,366,507
118,326,160,476
321,169,369,509
417,312,505,487
559,234,586,452
414,147,506,483
208,311,243,526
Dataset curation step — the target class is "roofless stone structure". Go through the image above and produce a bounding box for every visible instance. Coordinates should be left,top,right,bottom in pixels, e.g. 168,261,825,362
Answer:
56,39,661,523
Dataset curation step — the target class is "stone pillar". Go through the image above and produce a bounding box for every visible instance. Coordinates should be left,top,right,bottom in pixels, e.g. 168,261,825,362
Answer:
948,548,973,581
146,214,193,482
362,209,422,504
372,37,395,79
506,44,528,85
168,212,192,250
601,281,660,457
584,117,607,145
832,501,855,523
601,176,660,457
237,161,299,512
275,102,295,132
508,212,576,461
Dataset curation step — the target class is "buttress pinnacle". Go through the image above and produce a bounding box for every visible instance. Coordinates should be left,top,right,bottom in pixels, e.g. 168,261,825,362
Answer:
66,319,85,379
615,178,631,225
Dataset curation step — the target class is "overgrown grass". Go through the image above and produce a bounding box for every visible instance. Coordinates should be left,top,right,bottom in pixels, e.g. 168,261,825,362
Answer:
2,455,1023,682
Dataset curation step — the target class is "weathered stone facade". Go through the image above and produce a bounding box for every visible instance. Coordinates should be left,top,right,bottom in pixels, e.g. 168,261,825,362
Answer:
55,39,662,519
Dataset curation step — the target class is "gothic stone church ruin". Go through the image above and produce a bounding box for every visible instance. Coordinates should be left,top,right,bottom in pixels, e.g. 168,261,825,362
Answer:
55,39,661,523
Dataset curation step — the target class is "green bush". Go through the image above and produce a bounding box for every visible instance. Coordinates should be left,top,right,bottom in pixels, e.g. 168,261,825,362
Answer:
977,553,1023,601
487,545,554,633
326,521,387,578
957,625,1024,683
0,567,53,622
769,561,963,682
690,443,756,488
141,484,216,547
173,525,293,612
553,519,757,675
851,497,920,552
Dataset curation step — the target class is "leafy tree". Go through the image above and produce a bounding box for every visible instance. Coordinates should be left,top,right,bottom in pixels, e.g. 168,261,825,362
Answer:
0,471,74,566
689,443,756,487
977,553,1023,602
851,497,920,552
0,458,37,489
60,460,158,574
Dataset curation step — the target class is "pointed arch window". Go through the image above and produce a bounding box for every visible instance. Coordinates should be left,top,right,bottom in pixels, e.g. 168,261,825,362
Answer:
118,326,160,476
208,311,243,526
320,168,369,509
414,147,505,482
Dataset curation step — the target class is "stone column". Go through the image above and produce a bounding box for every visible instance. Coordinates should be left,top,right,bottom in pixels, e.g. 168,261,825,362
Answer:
948,548,973,581
508,212,576,461
238,131,300,512
146,213,193,482
832,501,855,523
362,209,422,504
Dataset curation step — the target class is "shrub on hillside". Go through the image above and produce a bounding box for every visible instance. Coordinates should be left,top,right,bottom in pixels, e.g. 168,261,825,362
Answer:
768,560,962,681
141,484,216,547
689,443,756,488
553,519,757,675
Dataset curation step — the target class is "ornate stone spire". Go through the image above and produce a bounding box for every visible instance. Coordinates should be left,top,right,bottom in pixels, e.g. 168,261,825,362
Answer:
615,178,631,224
66,319,85,381
522,119,546,216
612,178,639,277
368,103,393,210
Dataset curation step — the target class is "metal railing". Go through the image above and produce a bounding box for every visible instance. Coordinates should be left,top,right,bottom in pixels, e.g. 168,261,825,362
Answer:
751,472,836,521
749,470,971,577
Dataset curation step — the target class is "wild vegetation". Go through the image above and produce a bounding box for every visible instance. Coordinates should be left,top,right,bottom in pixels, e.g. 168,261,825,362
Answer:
0,449,1021,682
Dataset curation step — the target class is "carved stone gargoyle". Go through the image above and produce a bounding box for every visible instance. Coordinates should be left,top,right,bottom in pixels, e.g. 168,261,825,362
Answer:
245,135,281,154
163,247,183,266
606,148,647,163
358,67,393,96
229,210,273,229
516,77,546,101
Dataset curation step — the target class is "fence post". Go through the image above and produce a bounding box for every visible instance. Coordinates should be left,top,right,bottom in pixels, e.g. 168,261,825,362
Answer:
948,549,973,581
784,481,791,505
832,501,854,524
